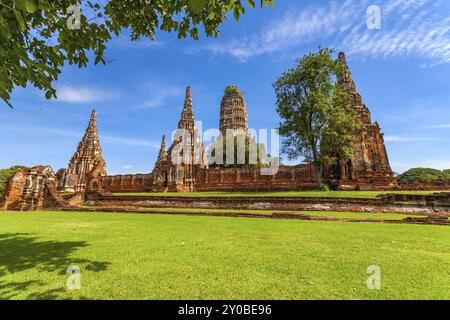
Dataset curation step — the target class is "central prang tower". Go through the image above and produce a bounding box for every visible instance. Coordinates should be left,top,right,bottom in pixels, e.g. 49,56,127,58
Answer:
219,86,249,136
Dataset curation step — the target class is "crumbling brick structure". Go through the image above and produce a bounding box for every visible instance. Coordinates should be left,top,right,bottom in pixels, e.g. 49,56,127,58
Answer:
68,52,397,194
1,166,67,211
220,86,249,136
330,52,397,190
151,86,207,192
57,109,107,193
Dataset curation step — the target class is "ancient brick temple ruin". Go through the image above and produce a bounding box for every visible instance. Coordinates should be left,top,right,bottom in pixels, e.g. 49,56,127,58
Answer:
0,166,67,211
1,52,400,208
329,52,396,190
68,52,397,193
56,109,107,193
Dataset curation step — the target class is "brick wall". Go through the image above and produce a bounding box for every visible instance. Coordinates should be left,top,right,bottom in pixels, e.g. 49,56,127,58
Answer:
100,174,153,192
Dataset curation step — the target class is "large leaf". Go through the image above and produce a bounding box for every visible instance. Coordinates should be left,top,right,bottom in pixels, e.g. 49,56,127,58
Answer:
14,11,26,30
15,0,39,14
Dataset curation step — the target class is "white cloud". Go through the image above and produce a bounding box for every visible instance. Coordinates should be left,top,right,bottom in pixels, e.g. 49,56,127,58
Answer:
199,0,450,64
101,135,160,148
0,124,81,138
384,135,434,142
140,85,185,108
429,124,450,129
56,86,119,103
121,165,134,170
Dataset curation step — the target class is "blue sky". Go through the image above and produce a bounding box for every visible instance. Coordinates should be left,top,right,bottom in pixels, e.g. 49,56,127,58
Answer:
1,0,449,175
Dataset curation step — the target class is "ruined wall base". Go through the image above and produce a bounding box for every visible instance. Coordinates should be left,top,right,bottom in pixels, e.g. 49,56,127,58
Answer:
85,192,450,215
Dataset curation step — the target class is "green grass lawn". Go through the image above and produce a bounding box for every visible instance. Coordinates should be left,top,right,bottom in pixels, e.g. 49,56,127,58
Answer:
0,211,449,300
125,207,428,220
112,190,446,198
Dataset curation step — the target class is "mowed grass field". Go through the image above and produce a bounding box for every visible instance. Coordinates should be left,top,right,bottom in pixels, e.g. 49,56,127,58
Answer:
0,211,449,300
113,190,446,198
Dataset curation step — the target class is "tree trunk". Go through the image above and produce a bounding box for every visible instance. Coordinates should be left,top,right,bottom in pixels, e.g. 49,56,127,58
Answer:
314,163,323,189
311,141,323,189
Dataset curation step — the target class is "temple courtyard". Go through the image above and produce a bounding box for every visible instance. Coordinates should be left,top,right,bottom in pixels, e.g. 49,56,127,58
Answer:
1,210,449,300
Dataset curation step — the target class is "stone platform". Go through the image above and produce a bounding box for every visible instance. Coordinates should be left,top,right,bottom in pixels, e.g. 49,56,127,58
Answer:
61,207,450,226
85,192,450,215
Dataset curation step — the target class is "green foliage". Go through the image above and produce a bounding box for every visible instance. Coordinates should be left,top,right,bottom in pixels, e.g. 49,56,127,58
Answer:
398,168,450,184
319,184,330,191
207,134,266,167
0,0,272,108
273,48,362,187
0,165,24,194
224,85,243,95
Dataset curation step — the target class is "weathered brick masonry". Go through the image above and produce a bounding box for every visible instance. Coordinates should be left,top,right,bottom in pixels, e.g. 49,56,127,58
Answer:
84,192,450,215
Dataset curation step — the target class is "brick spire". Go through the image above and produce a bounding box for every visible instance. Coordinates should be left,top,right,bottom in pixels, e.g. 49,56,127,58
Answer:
337,52,371,124
178,86,195,133
63,109,106,192
156,134,167,163
74,109,102,158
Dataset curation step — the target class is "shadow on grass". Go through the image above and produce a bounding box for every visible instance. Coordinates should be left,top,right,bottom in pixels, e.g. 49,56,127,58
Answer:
0,233,110,300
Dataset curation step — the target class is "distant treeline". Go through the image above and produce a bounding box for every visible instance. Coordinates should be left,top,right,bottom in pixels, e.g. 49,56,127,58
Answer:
398,168,450,184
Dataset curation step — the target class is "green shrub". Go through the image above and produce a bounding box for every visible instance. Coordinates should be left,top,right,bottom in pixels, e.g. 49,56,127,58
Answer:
320,184,330,191
224,85,242,96
0,166,24,194
398,168,450,184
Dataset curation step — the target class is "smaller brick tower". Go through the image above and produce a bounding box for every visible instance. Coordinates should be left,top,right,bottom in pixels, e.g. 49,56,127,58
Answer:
165,86,206,192
58,109,107,192
152,135,170,191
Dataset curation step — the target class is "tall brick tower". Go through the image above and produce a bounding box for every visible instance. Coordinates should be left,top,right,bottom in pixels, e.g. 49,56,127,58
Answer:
166,86,206,192
219,86,249,136
177,86,196,135
335,52,396,190
58,109,107,192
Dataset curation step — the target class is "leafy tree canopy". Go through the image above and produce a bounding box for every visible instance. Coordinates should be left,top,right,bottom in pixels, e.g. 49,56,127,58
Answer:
397,168,450,184
207,134,266,167
0,0,273,108
0,165,24,194
274,48,362,187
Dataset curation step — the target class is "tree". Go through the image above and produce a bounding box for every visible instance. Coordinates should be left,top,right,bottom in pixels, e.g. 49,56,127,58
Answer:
0,0,273,108
0,165,24,194
397,168,450,184
274,48,361,188
207,134,266,167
